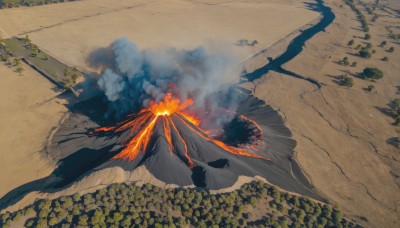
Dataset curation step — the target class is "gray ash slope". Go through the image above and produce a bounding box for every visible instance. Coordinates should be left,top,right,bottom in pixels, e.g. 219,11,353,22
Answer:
45,88,321,200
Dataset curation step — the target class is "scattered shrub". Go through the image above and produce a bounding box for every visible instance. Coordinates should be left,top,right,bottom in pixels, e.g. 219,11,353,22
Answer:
389,98,400,126
15,66,24,74
366,84,375,92
362,67,383,80
338,75,354,87
359,49,372,58
339,57,350,66
348,39,354,45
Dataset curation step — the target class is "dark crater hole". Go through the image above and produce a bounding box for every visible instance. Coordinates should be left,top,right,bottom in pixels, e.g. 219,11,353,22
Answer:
216,115,262,147
191,166,206,187
208,159,229,168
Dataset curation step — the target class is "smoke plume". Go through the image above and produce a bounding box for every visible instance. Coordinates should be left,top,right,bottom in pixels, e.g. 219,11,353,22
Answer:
90,38,242,130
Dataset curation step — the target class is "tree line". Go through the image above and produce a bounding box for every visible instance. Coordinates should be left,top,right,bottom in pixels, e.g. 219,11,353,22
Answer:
1,0,74,8
0,181,362,228
343,0,369,32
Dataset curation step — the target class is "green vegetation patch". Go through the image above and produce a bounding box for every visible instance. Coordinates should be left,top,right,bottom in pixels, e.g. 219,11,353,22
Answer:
343,0,369,32
362,67,383,80
389,98,400,126
338,75,354,87
0,181,361,228
2,36,80,88
1,0,73,8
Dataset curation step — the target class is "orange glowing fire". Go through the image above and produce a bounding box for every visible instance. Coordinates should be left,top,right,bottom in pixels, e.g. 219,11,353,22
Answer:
91,93,269,167
148,93,194,117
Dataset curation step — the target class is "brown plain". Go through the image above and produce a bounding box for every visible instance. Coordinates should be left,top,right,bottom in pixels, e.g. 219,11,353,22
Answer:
0,0,399,227
0,63,67,197
243,0,400,226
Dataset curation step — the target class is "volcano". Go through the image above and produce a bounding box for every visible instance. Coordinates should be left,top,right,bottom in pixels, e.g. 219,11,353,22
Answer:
92,93,267,164
0,88,322,211
0,41,322,211
35,88,319,199
85,92,271,188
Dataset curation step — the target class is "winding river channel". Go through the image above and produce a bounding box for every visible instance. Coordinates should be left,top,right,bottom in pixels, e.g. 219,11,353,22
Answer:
245,0,335,88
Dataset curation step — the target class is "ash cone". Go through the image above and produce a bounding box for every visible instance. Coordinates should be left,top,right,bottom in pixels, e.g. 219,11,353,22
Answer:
93,110,270,189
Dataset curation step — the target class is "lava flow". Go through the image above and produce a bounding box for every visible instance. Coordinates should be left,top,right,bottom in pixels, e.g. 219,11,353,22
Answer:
91,93,269,168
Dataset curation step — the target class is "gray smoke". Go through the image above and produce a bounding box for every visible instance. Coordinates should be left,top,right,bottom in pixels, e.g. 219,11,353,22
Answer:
91,38,241,129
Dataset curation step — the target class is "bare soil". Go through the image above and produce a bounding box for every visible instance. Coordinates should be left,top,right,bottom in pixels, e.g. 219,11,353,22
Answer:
242,0,400,226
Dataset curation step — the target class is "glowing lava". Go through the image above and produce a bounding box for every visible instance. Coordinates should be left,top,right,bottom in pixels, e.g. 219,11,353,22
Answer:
148,93,194,117
91,93,269,167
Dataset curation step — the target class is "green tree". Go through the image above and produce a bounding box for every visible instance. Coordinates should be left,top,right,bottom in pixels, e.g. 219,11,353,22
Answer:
48,217,59,226
71,68,79,84
38,209,49,218
23,35,31,44
36,219,47,228
72,205,81,215
388,47,394,52
73,193,81,202
13,57,21,66
63,79,73,89
359,49,371,58
318,217,328,226
113,212,124,224
25,218,35,227
380,41,387,46
332,206,343,224
64,66,71,77
121,218,132,227
250,196,257,206
4,55,11,65
62,197,73,210
78,215,88,226
29,44,39,56
277,203,285,212
298,209,306,221
362,67,383,80
12,212,22,222
338,75,353,87
24,207,35,216
1,213,10,221
347,39,354,45
90,209,104,225
339,57,350,66
293,196,300,207
364,34,371,40
66,214,73,223
389,98,400,125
